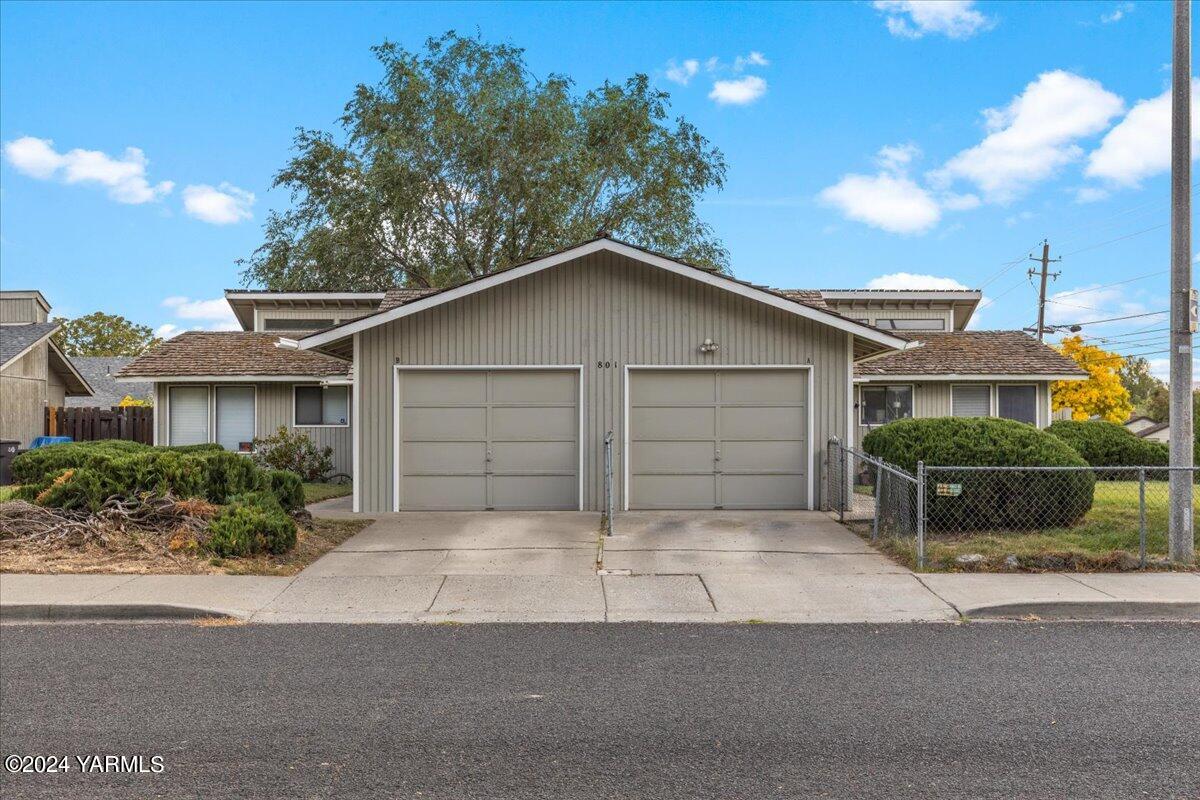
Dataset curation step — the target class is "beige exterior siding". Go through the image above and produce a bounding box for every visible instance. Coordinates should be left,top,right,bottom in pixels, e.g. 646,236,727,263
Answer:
154,382,352,475
854,380,1054,447
0,343,49,447
255,307,374,332
357,250,851,513
0,296,48,324
825,304,954,330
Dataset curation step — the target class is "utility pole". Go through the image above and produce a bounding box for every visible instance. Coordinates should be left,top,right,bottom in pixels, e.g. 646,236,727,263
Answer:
1168,0,1194,563
1028,240,1061,341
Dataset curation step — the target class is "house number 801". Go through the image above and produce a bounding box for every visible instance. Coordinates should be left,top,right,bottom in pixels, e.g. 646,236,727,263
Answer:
596,361,613,368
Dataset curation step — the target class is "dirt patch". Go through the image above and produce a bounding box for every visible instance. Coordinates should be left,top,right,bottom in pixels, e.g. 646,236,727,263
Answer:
1,507,372,577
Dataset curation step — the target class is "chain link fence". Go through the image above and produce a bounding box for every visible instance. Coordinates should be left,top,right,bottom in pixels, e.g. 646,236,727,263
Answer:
828,437,1198,569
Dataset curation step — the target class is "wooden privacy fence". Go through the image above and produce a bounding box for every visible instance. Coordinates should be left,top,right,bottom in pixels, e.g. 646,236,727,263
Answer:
45,406,154,445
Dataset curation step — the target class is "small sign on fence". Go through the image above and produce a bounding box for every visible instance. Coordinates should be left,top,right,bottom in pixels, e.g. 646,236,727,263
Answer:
936,483,962,497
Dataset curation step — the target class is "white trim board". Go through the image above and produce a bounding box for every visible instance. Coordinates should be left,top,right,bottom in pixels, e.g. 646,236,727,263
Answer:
391,365,587,512
623,365,815,512
297,239,912,352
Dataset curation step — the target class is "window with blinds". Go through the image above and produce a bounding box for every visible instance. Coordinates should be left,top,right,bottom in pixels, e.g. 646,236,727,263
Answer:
216,387,256,451
169,386,209,445
951,385,991,418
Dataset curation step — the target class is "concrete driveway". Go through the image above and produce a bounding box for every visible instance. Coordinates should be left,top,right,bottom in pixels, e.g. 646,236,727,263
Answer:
270,504,951,623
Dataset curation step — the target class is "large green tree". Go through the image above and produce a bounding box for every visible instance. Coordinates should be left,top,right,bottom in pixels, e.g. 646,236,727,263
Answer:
240,32,728,290
52,312,160,357
1118,355,1164,409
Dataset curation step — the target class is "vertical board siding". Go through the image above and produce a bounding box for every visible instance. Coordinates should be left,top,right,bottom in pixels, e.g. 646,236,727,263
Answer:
359,251,851,512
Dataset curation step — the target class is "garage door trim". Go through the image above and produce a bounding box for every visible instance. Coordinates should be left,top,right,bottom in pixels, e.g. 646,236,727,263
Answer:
623,365,814,511
392,365,585,511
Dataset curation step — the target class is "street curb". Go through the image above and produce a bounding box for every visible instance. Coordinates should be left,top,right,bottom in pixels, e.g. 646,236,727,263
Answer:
962,601,1200,621
0,604,245,624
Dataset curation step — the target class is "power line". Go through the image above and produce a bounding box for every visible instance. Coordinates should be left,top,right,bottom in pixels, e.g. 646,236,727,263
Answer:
1059,223,1169,257
1050,270,1168,300
976,274,1038,311
1054,309,1170,328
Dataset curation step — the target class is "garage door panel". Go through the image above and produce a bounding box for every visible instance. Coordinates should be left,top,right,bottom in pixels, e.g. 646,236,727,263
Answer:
402,441,485,474
630,475,716,509
720,406,806,440
722,475,806,509
720,440,805,473
492,406,576,439
490,440,576,473
400,476,487,510
629,369,808,510
491,371,576,403
400,372,486,404
402,407,487,439
631,371,716,405
721,371,805,403
631,441,714,473
492,476,578,510
631,407,716,440
397,370,578,511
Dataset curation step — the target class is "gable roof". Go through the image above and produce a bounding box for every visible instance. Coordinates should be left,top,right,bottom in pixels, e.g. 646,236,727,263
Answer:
292,237,911,355
1,322,60,368
115,332,349,380
854,331,1087,380
66,357,153,406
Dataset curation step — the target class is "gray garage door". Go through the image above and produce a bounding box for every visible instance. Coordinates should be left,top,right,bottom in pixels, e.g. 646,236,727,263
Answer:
629,369,808,510
397,370,579,510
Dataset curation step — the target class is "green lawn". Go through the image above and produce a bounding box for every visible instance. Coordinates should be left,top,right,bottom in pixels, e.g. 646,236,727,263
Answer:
877,481,1200,571
0,485,17,503
302,482,353,505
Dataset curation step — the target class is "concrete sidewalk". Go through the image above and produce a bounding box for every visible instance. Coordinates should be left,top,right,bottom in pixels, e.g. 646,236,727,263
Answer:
2,570,1196,625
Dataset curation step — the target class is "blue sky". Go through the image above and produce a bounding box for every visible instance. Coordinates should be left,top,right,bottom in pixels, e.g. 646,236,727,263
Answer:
0,1,1190,375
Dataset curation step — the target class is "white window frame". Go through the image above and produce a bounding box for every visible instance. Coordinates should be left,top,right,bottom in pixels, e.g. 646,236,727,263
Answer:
292,383,351,428
859,383,915,426
950,383,994,418
996,383,1039,427
165,384,212,446
213,384,258,452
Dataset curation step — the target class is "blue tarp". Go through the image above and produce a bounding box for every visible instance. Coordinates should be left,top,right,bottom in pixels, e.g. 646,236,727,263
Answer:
30,436,72,449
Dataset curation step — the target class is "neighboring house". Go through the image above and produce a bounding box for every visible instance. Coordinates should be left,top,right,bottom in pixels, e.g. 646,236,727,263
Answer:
0,290,93,447
65,357,152,407
117,236,1086,512
1125,415,1170,443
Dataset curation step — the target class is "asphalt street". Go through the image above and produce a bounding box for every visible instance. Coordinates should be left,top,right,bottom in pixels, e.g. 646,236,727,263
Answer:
1,621,1197,799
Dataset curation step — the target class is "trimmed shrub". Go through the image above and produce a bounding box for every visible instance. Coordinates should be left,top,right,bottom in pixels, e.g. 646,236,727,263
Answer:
1045,420,1168,472
206,502,297,557
203,451,261,504
258,469,305,513
251,426,333,482
34,468,107,513
862,417,1095,532
11,440,143,485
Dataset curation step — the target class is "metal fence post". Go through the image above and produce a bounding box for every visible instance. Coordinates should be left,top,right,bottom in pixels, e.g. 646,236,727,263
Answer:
603,431,614,537
916,461,926,569
1139,467,1147,567
872,460,882,541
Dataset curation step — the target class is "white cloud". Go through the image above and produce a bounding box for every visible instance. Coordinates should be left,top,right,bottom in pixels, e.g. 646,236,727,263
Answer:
872,1,994,40
1101,2,1134,24
1004,210,1034,226
182,183,255,225
930,70,1124,203
876,142,921,171
940,192,981,211
154,323,184,340
3,136,173,204
664,58,700,85
866,272,970,290
1084,82,1200,187
709,75,767,106
819,172,941,235
161,296,239,330
1075,186,1111,203
734,51,769,71
1044,285,1146,325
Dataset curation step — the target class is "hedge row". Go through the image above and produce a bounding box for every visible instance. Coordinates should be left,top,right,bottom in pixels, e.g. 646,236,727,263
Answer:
10,441,304,557
1045,420,1168,472
862,417,1095,531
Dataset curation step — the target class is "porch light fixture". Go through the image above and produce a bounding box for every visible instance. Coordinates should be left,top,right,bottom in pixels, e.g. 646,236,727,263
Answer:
699,338,719,354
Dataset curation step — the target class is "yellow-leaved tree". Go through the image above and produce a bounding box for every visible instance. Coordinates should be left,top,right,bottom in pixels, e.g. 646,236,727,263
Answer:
117,395,152,408
1051,335,1133,422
